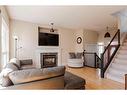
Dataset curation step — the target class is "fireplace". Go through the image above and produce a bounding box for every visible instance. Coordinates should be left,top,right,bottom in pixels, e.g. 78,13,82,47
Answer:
40,53,58,68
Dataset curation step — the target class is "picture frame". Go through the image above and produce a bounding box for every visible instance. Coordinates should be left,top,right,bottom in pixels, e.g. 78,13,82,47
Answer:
77,37,82,44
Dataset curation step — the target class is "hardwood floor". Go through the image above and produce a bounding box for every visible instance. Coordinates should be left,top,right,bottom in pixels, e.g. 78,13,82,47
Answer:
66,66,124,89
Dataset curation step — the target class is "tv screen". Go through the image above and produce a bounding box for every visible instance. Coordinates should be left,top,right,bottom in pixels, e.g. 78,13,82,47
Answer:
38,32,59,46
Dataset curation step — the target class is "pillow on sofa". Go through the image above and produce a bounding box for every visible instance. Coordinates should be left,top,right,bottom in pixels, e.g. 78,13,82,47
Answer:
9,58,20,68
0,62,19,87
20,59,33,65
5,62,19,71
69,52,76,59
0,68,15,77
76,52,83,59
1,76,13,87
9,66,65,85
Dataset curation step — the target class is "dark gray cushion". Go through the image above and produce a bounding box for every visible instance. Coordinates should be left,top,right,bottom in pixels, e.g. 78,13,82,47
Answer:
9,66,65,85
64,71,86,89
20,59,33,65
69,52,76,59
1,76,13,87
76,53,83,59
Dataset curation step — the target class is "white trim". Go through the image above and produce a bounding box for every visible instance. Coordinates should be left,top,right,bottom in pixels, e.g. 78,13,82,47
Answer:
1,17,9,68
0,12,2,70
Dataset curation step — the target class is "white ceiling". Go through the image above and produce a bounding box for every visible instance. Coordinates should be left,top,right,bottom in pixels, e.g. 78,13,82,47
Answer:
6,6,127,32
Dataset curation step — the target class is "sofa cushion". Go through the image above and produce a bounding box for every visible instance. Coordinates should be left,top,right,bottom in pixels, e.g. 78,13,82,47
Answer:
64,71,86,89
9,66,65,85
20,65,35,70
20,59,33,65
9,58,20,68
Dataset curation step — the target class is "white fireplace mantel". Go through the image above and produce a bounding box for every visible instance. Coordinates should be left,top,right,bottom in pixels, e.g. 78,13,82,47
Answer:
35,46,61,68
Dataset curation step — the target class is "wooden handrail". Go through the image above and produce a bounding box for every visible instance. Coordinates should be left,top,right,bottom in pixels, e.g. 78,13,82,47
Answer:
101,29,120,78
102,29,120,55
125,74,127,90
103,45,120,73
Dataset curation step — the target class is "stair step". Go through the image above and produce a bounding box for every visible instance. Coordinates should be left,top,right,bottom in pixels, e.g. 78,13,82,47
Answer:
114,59,127,64
105,38,127,83
124,39,127,42
118,50,127,55
108,68,127,76
106,73,124,83
111,63,127,72
116,54,127,59
123,43,127,46
120,46,127,50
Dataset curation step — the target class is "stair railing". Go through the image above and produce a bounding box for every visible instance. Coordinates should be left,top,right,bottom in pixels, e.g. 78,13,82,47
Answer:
101,29,120,78
83,52,101,68
95,53,102,68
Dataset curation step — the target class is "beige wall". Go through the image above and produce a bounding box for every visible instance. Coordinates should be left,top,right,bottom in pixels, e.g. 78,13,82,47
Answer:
83,29,98,44
75,29,84,52
59,28,75,65
75,29,98,52
10,19,75,66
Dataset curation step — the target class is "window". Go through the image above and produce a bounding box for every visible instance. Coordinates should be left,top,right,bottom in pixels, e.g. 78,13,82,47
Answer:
1,17,9,68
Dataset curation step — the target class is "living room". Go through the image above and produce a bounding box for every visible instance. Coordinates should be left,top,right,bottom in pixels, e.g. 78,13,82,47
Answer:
1,4,127,92
6,6,122,67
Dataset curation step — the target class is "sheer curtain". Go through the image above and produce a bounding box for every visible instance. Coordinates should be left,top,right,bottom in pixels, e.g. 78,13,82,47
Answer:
1,17,9,68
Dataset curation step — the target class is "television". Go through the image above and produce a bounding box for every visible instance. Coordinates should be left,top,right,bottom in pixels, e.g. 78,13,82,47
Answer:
38,32,59,46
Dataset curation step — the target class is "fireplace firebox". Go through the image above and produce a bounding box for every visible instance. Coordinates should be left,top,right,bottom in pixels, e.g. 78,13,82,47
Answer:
40,53,58,68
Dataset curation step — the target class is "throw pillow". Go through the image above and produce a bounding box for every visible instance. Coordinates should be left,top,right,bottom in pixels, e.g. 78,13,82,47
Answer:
76,52,83,59
9,58,20,68
69,52,76,59
0,62,19,78
1,76,13,87
0,68,14,77
20,59,33,65
5,62,19,71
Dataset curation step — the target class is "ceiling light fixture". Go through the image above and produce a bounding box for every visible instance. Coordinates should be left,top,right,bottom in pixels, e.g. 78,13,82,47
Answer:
104,26,111,38
50,23,54,32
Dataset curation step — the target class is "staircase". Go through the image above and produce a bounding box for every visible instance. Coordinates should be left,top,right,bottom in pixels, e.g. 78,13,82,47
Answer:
106,37,127,83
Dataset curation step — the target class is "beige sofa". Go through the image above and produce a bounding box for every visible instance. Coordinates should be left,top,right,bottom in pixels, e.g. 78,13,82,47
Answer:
0,58,86,89
1,66,65,89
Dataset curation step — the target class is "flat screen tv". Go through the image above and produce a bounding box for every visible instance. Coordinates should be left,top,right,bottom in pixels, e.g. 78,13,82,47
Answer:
38,32,59,46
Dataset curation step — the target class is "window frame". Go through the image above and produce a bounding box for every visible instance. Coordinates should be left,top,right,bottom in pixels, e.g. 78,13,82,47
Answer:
1,17,9,68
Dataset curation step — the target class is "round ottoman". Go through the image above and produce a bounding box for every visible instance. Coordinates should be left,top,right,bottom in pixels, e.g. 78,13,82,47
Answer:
68,59,84,67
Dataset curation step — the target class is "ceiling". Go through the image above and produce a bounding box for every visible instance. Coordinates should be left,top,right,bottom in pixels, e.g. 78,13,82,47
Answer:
6,6,127,32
